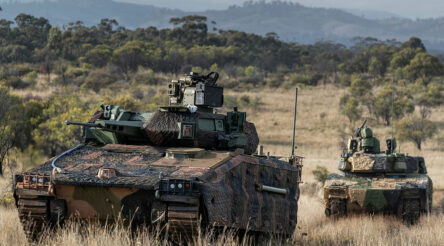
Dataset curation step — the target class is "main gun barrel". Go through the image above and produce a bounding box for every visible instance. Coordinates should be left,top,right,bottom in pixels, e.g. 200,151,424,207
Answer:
65,120,102,128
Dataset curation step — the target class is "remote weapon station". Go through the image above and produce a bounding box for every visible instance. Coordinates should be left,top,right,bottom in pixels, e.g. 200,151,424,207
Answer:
14,72,303,239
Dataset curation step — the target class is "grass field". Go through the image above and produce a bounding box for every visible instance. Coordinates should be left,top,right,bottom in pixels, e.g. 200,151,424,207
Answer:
1,84,443,245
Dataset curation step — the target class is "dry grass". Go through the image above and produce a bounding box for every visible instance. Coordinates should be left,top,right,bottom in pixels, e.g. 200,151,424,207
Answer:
296,190,444,246
3,83,444,245
1,189,444,246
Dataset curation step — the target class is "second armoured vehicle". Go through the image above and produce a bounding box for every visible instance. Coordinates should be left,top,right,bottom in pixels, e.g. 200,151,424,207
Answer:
14,72,303,239
323,120,433,224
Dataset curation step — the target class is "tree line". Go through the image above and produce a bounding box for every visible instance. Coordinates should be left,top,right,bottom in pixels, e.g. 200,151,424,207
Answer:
0,13,443,174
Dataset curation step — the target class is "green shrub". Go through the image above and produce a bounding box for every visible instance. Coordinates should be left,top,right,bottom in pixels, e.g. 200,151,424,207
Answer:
224,95,261,109
312,165,329,184
0,76,30,89
81,68,121,92
25,71,38,81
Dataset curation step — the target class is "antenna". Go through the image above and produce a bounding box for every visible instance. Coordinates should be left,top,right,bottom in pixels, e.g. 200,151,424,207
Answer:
391,90,394,153
291,88,298,156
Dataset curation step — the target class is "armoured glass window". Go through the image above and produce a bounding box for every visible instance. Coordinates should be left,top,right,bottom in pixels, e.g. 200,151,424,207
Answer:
178,122,195,139
182,125,194,137
215,119,224,131
198,119,215,131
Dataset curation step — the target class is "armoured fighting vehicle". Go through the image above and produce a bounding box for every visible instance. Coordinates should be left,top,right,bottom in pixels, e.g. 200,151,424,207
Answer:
323,120,433,224
14,72,303,239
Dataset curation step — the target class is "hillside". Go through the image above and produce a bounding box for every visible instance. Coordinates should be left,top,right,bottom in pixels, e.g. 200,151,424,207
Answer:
2,0,444,51
0,0,181,28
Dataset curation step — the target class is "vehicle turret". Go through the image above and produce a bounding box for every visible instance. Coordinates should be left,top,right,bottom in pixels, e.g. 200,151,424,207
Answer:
67,72,259,154
338,121,422,174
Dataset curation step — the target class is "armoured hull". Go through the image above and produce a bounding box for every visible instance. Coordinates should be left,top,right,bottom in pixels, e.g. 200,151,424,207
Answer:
14,144,303,238
324,174,432,215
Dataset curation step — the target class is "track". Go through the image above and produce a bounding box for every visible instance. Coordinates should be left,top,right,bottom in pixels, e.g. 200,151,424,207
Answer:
167,205,200,240
16,195,50,239
401,199,420,225
327,198,347,217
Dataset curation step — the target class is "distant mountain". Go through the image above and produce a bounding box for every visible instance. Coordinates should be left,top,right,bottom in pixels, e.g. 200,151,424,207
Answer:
0,0,182,28
341,8,403,20
1,0,444,52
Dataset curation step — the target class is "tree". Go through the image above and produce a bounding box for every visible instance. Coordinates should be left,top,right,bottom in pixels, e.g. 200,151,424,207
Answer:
0,19,13,46
403,52,443,83
85,44,112,67
401,37,426,51
0,87,23,176
14,14,51,50
0,45,30,63
412,83,444,119
348,75,374,114
169,15,208,46
395,115,437,150
113,41,161,76
32,95,91,156
373,86,414,125
342,97,362,124
47,26,63,55
368,56,385,77
389,48,417,76
349,74,372,97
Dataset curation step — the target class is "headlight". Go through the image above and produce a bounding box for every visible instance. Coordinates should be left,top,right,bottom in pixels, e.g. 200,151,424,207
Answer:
159,179,194,194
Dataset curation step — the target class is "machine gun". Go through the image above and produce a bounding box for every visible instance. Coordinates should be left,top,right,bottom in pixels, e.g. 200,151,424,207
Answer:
354,119,367,139
189,71,219,85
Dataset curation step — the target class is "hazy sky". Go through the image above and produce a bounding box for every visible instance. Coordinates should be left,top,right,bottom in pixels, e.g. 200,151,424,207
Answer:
117,0,443,19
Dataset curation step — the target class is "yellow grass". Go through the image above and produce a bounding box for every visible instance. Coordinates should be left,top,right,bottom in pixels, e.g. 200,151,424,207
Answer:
1,190,443,246
3,83,444,245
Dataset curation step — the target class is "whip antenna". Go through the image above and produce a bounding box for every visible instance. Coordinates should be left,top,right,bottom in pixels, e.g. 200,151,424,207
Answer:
291,88,298,156
391,90,394,153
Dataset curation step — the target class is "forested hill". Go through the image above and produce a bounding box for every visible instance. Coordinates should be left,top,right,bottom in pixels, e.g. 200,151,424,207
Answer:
2,0,444,51
0,0,181,28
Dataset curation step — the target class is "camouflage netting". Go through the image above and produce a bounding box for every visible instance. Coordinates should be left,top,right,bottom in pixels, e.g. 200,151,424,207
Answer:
143,111,198,145
243,122,259,155
25,145,210,188
142,111,259,154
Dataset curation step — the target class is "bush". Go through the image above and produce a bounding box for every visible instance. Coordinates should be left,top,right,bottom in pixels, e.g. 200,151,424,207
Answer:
81,68,121,92
224,95,261,109
312,165,329,184
0,76,30,89
25,71,38,81
131,68,160,85
290,73,322,86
